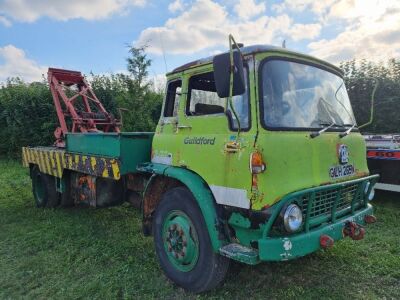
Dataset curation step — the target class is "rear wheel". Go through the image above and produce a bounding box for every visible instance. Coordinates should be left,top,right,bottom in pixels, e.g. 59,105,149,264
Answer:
32,166,46,207
60,172,73,207
153,187,229,293
31,166,59,208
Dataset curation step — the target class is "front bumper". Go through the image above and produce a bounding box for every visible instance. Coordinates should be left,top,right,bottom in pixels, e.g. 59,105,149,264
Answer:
223,175,379,264
258,204,373,261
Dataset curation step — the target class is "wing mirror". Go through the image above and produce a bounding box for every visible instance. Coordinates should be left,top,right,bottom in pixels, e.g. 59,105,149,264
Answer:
213,50,245,98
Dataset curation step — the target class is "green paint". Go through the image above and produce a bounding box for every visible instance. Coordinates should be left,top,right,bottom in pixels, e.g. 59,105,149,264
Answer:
66,132,153,174
228,213,263,247
257,204,374,261
261,175,378,238
221,175,378,263
137,163,227,251
219,243,259,265
162,210,199,272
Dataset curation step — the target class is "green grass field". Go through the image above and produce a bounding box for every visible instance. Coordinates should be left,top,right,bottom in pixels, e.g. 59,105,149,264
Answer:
0,159,399,299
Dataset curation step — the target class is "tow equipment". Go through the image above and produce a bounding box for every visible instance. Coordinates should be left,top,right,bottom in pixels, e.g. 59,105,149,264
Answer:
48,68,121,147
23,35,379,293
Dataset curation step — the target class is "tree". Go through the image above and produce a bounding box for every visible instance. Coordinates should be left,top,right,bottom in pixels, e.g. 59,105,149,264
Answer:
115,45,163,132
340,58,400,133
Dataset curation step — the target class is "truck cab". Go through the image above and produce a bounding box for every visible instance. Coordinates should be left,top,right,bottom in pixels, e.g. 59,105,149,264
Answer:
141,44,378,289
153,44,376,216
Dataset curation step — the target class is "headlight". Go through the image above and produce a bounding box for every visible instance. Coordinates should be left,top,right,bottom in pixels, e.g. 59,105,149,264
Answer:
364,182,370,194
368,185,375,201
283,204,303,232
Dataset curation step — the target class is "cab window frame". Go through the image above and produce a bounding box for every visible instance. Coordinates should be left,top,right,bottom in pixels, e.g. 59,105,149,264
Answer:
258,56,356,133
185,66,251,132
163,78,182,118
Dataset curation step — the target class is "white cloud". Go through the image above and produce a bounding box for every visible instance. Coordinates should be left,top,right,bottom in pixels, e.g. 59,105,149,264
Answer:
271,0,400,62
327,0,391,20
148,73,166,91
136,0,321,55
272,0,335,15
0,15,11,27
168,0,185,13
0,0,146,22
288,23,321,41
0,45,47,82
234,0,266,20
308,0,400,63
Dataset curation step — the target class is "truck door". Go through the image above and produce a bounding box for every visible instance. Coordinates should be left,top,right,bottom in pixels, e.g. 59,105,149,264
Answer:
152,78,182,165
175,67,254,210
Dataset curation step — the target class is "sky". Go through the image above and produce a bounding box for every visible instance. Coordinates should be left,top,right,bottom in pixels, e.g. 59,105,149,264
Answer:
0,0,399,83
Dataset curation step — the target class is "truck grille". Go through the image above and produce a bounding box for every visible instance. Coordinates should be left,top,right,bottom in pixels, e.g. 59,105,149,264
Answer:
300,183,363,220
263,175,378,238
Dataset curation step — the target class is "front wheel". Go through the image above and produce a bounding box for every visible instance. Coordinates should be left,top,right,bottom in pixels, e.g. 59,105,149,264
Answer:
153,187,229,293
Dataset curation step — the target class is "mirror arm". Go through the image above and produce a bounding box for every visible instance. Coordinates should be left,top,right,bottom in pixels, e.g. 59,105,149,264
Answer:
359,81,379,129
228,34,242,140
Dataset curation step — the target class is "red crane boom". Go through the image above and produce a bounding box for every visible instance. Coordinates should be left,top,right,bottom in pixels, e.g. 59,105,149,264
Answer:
48,68,121,147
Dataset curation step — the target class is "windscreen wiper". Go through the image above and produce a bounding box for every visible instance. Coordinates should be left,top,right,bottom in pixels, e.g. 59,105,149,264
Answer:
334,83,358,137
310,122,337,138
339,123,357,138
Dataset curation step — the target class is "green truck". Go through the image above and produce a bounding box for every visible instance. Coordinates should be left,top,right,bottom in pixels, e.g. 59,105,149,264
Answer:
23,37,379,293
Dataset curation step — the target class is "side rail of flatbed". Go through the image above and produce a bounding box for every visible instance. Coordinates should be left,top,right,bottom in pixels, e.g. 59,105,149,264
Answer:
22,146,121,180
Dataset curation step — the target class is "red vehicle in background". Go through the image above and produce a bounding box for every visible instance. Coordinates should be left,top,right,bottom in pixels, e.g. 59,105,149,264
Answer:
365,134,400,193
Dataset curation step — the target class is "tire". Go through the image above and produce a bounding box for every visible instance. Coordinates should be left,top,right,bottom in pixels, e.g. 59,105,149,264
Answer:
43,174,59,208
31,166,59,208
60,172,73,207
153,187,229,293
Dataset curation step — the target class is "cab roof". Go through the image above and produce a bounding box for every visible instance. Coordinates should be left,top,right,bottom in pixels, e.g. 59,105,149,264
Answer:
168,44,343,76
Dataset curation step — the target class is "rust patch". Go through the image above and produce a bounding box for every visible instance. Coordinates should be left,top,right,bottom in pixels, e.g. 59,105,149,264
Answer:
71,173,96,207
127,173,149,192
143,176,182,222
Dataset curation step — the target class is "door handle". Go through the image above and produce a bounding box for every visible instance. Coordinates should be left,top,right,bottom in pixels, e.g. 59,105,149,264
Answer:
224,141,240,153
177,124,192,129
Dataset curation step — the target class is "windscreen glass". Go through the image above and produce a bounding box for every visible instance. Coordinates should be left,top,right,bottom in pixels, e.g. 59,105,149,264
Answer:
260,59,355,129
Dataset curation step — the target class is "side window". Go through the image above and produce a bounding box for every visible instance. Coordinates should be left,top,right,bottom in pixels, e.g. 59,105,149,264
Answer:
186,70,250,130
187,72,225,116
227,69,249,130
164,80,182,117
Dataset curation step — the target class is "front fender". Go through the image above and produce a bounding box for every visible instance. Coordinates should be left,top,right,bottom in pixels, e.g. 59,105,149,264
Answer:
137,162,227,251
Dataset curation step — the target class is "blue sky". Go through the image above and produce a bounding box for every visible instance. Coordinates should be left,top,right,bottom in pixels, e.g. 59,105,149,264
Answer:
0,0,399,83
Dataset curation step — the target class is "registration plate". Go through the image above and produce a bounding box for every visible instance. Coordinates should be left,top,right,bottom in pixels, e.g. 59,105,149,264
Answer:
329,164,355,179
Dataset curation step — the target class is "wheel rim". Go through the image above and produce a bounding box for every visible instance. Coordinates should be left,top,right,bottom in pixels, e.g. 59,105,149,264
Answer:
162,210,199,272
33,172,45,205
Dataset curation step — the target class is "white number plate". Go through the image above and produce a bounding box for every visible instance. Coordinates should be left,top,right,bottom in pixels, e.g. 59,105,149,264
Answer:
329,164,355,179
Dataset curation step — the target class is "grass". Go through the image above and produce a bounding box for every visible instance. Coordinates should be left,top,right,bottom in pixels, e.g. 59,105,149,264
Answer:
0,159,399,299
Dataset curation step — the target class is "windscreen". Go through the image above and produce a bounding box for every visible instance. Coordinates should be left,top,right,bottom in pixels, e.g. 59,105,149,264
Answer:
260,59,355,129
